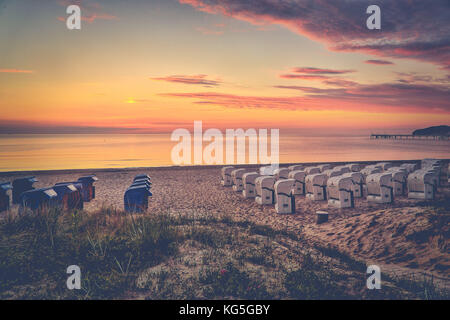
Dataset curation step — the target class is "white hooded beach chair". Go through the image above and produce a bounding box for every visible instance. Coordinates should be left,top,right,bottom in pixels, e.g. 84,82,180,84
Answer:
346,163,362,172
231,169,246,192
288,170,306,196
407,170,435,200
361,167,382,177
388,170,407,196
221,166,235,187
400,163,419,173
242,172,259,198
288,165,305,171
376,162,395,171
259,165,277,176
322,169,341,179
255,176,276,205
342,172,365,198
366,173,393,203
274,168,290,180
334,165,351,174
318,164,332,172
274,179,296,214
305,166,321,175
305,173,328,201
327,176,354,208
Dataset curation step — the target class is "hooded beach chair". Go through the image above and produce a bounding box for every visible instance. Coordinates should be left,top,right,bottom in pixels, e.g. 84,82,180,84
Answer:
77,175,98,202
12,176,38,204
20,188,58,211
124,185,152,213
288,170,306,196
255,176,276,205
305,173,328,201
274,168,290,180
0,182,12,212
327,176,354,208
318,164,332,172
366,173,393,204
274,179,296,214
242,172,259,198
288,165,305,172
231,169,246,192
221,166,235,187
52,183,83,210
342,172,365,198
305,167,321,175
388,170,407,196
407,170,436,200
346,163,362,172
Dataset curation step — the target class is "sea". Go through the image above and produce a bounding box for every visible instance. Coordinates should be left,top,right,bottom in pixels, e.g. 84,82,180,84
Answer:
0,134,449,172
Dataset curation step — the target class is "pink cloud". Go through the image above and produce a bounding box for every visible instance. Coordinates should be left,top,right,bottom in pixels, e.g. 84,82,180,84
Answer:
0,69,34,74
179,0,450,70
151,74,222,86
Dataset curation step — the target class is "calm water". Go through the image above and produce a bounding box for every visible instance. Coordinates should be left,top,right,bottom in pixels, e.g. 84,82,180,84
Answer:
0,134,449,172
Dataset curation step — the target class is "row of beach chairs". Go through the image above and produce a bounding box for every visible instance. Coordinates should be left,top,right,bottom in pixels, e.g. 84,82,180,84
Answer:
220,159,448,214
0,176,98,212
0,173,154,214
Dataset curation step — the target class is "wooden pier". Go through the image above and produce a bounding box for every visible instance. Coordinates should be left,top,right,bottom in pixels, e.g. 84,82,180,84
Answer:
370,134,450,141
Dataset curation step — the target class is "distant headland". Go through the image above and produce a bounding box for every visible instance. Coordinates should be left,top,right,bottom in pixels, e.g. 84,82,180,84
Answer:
412,125,450,137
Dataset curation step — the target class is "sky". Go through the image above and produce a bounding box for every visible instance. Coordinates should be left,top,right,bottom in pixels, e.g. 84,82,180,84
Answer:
0,0,449,135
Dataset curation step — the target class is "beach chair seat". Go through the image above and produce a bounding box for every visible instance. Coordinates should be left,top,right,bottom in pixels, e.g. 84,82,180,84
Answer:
20,188,58,211
376,162,395,171
255,176,276,205
52,183,83,210
221,166,234,187
288,165,305,172
361,167,382,177
318,164,332,172
407,170,436,200
305,167,321,175
134,174,151,182
274,179,296,214
288,170,306,196
322,169,341,179
259,165,278,176
327,176,354,208
242,172,259,198
305,173,328,201
12,177,38,204
0,182,12,212
231,169,246,192
388,170,407,196
124,185,152,213
77,175,98,202
274,168,290,180
366,173,393,203
342,172,365,198
334,165,351,174
346,163,362,172
400,163,419,173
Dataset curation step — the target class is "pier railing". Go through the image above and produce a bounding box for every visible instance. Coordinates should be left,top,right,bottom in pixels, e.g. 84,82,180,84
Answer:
370,134,450,141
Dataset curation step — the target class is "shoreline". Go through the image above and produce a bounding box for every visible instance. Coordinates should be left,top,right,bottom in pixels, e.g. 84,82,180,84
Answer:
1,158,448,176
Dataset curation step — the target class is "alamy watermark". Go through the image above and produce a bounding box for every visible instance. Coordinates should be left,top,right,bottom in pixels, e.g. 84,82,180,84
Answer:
171,121,279,167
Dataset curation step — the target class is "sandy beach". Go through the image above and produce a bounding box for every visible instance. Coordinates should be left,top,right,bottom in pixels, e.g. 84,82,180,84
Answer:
1,161,449,287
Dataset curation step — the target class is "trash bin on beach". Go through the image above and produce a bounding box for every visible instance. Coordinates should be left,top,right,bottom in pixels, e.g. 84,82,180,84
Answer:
12,177,38,204
53,183,83,210
20,188,58,211
124,185,152,213
0,182,12,212
77,175,98,202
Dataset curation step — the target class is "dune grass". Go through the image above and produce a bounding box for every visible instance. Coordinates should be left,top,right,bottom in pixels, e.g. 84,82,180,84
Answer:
0,206,448,300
